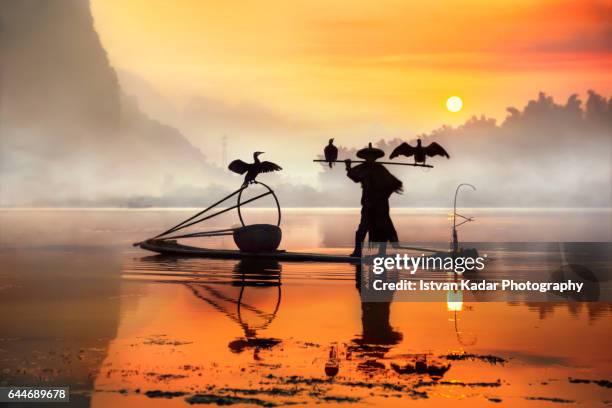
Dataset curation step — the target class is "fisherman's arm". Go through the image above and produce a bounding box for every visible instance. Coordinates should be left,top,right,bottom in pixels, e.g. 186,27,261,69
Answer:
345,160,361,183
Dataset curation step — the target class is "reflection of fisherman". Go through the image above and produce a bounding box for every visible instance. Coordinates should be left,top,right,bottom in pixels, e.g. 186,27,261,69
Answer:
352,265,402,350
345,143,403,257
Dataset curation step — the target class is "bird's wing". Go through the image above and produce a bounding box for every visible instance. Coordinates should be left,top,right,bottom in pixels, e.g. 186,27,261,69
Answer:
258,161,282,173
228,159,249,174
389,142,416,159
424,142,450,158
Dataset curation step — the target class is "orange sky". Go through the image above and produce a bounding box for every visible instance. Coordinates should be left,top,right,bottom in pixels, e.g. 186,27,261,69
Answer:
91,0,611,132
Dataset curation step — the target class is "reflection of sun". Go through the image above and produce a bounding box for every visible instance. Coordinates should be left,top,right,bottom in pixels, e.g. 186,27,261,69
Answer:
446,96,463,113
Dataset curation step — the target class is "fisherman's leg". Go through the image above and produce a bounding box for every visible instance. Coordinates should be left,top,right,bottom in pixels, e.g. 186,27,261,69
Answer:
368,204,392,254
351,213,368,257
382,201,399,248
351,226,367,257
371,213,385,254
389,222,399,248
377,242,388,256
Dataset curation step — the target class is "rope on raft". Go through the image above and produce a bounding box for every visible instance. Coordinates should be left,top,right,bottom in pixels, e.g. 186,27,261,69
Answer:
132,186,272,246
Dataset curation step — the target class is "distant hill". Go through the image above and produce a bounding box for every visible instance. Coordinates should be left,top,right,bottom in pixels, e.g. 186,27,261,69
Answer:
0,0,224,206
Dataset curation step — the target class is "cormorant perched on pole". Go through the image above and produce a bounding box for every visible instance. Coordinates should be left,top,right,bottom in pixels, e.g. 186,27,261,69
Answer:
228,152,282,186
324,138,338,168
390,139,450,165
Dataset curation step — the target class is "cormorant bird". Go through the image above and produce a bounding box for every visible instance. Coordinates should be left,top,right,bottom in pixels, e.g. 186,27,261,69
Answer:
228,151,282,186
389,139,450,164
324,138,338,168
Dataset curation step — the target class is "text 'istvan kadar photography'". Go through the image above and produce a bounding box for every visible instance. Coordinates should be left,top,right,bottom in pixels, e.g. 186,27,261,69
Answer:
1,1,611,407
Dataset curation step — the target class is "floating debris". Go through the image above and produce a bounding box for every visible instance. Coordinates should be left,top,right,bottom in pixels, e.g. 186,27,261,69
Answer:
180,365,203,372
428,363,451,380
144,390,187,399
392,355,451,380
298,341,320,348
216,387,300,397
525,396,575,403
568,377,612,388
440,352,507,365
339,381,428,399
228,338,281,354
358,359,386,372
268,374,329,386
266,377,428,400
144,372,188,382
142,335,193,346
391,362,416,375
185,393,277,407
347,344,392,358
319,395,361,403
415,379,501,388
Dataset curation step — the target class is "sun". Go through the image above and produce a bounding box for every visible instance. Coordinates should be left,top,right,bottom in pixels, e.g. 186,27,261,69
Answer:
446,96,463,113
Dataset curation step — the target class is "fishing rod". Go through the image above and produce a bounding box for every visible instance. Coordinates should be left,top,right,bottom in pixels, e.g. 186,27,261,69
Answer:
143,186,246,242
132,187,269,246
312,159,433,168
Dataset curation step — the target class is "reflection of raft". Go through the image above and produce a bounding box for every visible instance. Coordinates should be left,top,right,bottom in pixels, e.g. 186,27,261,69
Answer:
140,239,360,263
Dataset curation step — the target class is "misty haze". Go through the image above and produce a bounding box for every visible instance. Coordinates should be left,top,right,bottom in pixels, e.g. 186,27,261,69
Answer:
1,1,610,208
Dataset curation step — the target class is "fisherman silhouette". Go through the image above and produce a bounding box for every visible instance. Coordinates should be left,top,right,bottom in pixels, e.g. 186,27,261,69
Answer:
345,143,403,257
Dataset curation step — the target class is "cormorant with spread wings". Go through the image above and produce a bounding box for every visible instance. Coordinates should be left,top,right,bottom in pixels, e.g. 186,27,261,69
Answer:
228,151,282,186
389,139,450,165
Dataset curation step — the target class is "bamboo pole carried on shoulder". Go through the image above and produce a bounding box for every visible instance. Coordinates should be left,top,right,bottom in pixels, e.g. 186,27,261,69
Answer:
312,159,433,168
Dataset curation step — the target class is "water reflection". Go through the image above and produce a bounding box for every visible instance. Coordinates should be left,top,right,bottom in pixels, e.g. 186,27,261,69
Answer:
351,265,402,359
190,259,282,358
2,210,611,407
114,251,611,405
447,290,478,347
0,249,125,408
139,256,285,359
509,301,612,321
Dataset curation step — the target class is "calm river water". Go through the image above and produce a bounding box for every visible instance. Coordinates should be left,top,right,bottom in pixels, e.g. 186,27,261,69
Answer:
0,208,611,407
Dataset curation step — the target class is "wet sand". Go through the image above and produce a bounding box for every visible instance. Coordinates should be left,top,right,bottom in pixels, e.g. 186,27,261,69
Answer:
0,209,611,407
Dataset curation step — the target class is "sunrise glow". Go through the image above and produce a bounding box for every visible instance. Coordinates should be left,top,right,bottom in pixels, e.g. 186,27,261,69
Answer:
446,96,463,113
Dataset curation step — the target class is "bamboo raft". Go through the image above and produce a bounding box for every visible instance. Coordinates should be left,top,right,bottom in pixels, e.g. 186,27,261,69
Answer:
135,182,366,263
140,239,360,263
